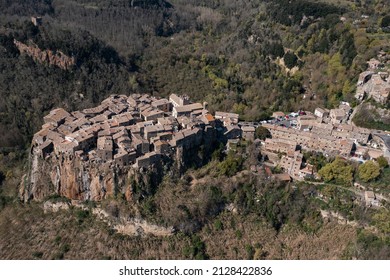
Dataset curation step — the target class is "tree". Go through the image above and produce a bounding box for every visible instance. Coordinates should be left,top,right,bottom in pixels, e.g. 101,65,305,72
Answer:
284,51,298,69
381,15,390,28
359,161,381,182
372,209,390,235
377,156,389,169
255,126,271,140
318,157,353,184
269,42,285,58
318,163,334,182
0,170,4,185
218,152,244,177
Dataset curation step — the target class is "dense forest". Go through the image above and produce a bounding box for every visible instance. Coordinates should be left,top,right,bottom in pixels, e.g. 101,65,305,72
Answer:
0,0,389,260
0,0,389,148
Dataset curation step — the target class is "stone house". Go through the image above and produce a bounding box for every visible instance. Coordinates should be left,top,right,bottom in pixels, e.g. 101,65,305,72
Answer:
172,103,203,118
224,125,241,140
134,152,161,168
241,126,255,141
142,109,165,122
43,108,71,126
40,140,54,158
272,111,285,119
152,98,171,112
263,138,297,154
169,94,190,107
215,111,239,125
314,107,329,119
329,109,346,124
96,136,113,162
364,191,377,207
154,140,170,154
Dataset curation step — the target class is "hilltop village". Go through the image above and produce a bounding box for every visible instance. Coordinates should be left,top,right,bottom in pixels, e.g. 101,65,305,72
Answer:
31,93,389,186
260,52,390,181
261,106,387,181
32,93,240,170
355,51,390,104
29,54,390,188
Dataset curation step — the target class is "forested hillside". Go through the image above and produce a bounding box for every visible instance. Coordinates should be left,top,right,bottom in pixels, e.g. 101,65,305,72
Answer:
0,0,389,148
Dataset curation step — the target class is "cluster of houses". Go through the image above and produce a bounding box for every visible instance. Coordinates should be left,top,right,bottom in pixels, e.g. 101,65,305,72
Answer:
32,94,256,169
32,90,389,182
261,105,387,180
355,54,390,104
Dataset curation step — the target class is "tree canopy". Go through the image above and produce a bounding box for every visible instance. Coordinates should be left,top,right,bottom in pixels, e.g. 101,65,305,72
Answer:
255,126,271,140
359,161,381,183
284,52,298,69
381,15,390,28
318,157,353,184
377,156,389,169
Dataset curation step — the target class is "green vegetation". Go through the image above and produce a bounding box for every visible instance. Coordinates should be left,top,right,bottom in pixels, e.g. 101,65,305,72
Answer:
353,103,390,131
366,168,390,194
303,151,328,171
1,0,389,149
377,156,389,169
284,52,298,69
358,161,381,182
218,152,244,177
318,157,353,185
182,235,208,260
347,230,390,260
255,126,271,140
371,209,390,236
381,15,390,28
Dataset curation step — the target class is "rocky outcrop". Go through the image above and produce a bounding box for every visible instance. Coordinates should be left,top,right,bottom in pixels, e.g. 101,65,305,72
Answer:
320,210,359,227
20,146,170,203
43,201,173,237
114,218,174,237
43,201,70,213
14,39,75,70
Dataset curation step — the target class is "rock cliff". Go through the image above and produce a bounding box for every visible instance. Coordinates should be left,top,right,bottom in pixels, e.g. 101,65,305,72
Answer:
20,145,195,203
14,39,75,70
20,146,160,202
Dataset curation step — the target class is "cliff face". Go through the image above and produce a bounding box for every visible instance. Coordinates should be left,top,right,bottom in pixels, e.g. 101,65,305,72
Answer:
20,146,174,203
21,146,132,202
14,39,75,70
20,139,210,202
